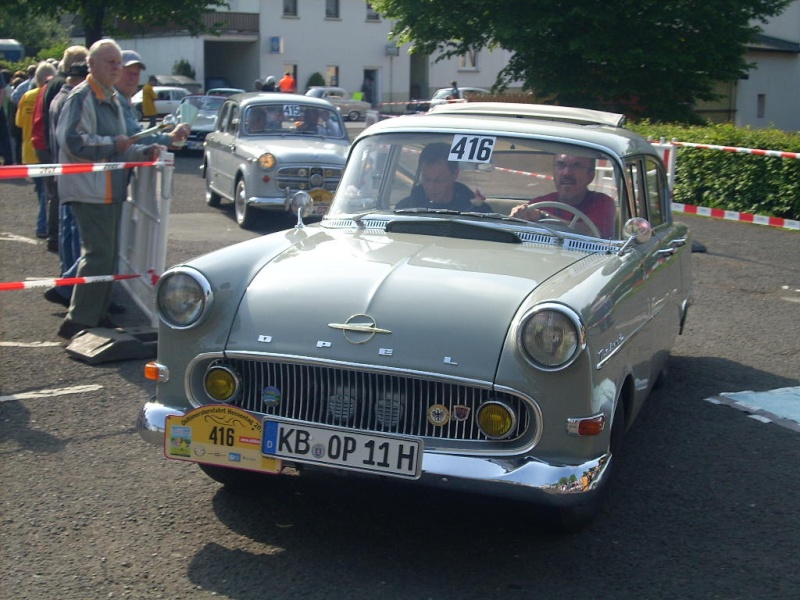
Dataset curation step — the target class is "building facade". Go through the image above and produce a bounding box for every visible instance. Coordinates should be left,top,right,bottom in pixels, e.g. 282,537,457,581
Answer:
108,0,798,130
113,0,512,105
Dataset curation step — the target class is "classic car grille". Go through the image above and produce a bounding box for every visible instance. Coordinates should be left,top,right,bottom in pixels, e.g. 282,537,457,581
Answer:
276,166,343,193
197,357,533,451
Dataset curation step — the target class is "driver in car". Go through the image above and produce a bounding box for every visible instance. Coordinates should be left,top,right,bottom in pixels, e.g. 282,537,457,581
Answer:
510,154,616,238
395,142,491,212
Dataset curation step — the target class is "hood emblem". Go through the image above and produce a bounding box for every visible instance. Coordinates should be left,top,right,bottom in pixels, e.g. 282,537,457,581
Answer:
328,314,391,344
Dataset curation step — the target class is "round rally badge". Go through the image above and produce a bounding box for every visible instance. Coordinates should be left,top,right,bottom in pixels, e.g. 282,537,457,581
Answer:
262,386,281,406
427,404,450,426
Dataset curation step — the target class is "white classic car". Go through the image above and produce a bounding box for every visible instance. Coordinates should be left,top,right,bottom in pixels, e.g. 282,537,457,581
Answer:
305,86,372,121
130,85,189,120
138,102,692,531
202,92,350,228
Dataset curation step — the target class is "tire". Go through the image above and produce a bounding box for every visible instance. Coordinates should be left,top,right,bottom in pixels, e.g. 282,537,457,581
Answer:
198,463,273,489
234,178,256,229
347,110,360,121
204,163,222,207
134,105,143,121
556,399,625,533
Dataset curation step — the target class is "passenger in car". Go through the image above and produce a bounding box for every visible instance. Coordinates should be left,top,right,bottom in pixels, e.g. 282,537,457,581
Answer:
510,154,617,238
264,106,283,129
395,142,491,212
245,107,267,134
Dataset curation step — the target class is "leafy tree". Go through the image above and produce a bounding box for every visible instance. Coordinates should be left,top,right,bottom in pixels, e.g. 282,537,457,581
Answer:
0,7,70,56
4,0,230,49
371,0,792,122
306,72,326,89
173,59,196,79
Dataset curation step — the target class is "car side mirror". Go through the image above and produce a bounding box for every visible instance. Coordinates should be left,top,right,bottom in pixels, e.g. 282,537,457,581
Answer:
291,191,313,228
617,217,653,255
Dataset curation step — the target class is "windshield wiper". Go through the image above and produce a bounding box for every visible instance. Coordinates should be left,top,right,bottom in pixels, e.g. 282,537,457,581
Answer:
393,208,461,216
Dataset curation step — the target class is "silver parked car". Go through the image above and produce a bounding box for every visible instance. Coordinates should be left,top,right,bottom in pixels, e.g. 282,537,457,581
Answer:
305,86,372,121
162,94,225,151
139,102,692,531
203,93,350,228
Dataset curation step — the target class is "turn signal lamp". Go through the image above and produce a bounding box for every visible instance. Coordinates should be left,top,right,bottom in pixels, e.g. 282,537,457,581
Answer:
566,414,606,436
204,365,240,402
144,361,169,382
477,402,517,439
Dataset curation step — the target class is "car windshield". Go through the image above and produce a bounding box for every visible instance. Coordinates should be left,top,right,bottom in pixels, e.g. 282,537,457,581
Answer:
328,132,624,240
241,102,346,139
200,96,225,112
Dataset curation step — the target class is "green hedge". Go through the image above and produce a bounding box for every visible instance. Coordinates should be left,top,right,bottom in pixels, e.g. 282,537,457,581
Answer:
628,122,800,220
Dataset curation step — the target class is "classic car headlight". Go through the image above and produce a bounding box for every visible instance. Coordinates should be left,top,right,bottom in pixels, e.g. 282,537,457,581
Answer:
519,304,585,370
258,153,276,169
204,364,240,402
156,267,213,329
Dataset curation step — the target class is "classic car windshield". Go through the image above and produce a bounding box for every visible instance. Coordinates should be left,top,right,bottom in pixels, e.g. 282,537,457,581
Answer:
242,103,346,139
329,133,624,239
201,96,225,112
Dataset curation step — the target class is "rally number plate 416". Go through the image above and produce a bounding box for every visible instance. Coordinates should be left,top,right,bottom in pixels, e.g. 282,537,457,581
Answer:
262,418,423,479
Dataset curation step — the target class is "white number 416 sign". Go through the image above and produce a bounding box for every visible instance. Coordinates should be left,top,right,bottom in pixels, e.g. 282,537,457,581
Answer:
448,134,496,163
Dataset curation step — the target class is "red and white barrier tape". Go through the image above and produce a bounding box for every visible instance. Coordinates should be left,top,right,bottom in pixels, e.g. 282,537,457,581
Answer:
670,141,800,160
0,271,160,292
672,203,799,230
0,157,170,180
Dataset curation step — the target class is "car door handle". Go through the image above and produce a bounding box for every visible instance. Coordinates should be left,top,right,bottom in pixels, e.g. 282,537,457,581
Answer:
656,248,676,257
669,238,687,248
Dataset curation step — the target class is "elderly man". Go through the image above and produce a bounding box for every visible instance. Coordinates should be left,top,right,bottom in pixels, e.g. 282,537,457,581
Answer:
55,39,162,340
116,50,189,145
510,154,617,238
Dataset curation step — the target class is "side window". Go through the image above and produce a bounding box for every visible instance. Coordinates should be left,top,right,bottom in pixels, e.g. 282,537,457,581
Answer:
216,104,230,132
644,157,666,227
625,159,646,218
228,105,239,135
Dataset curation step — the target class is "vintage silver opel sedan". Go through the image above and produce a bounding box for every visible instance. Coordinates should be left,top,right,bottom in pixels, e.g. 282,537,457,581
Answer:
203,92,350,228
139,102,692,530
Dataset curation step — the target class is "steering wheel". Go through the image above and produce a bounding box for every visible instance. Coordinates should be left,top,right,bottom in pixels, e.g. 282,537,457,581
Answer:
529,201,601,238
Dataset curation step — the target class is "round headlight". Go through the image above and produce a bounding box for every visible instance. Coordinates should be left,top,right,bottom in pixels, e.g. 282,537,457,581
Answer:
477,402,517,439
156,267,213,329
258,153,276,169
519,304,584,370
204,365,240,402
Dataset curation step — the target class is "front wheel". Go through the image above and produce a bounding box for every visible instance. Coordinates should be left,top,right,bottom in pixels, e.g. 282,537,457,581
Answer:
347,110,360,121
234,178,257,229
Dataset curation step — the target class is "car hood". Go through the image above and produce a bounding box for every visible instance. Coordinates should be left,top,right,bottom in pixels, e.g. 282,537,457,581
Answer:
225,226,596,380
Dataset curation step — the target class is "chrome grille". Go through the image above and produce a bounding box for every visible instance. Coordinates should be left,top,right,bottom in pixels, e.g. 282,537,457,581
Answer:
276,166,343,193
200,358,533,451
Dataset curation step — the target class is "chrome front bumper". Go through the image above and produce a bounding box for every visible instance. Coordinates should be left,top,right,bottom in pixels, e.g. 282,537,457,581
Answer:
137,401,611,507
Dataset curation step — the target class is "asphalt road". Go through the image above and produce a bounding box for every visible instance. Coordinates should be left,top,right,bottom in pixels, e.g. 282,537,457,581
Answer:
1,149,799,600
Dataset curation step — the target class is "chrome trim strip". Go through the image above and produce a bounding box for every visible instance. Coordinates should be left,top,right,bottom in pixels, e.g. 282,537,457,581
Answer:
595,314,652,370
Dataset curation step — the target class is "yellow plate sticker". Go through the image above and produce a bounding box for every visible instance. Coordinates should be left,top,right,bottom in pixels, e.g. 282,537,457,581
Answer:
309,188,333,204
165,405,281,474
